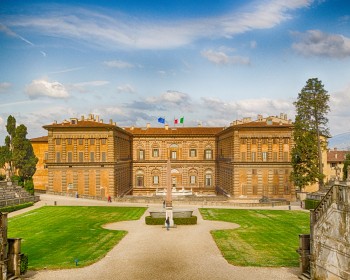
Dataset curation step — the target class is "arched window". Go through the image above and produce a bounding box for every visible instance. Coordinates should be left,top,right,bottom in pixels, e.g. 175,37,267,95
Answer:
136,170,144,187
205,170,213,187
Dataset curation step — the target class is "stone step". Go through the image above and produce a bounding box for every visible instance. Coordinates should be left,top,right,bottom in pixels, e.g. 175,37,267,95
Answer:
298,272,311,280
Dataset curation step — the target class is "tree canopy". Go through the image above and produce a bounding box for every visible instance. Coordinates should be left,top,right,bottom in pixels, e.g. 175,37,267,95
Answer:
0,115,38,182
291,78,330,190
343,153,350,181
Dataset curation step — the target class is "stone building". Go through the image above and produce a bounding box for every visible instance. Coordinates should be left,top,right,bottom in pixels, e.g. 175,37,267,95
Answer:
31,136,48,192
324,148,349,183
216,114,295,200
32,113,297,200
42,115,132,198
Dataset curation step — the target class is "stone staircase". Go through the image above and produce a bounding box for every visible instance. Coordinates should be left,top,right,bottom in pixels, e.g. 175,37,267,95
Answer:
298,271,311,280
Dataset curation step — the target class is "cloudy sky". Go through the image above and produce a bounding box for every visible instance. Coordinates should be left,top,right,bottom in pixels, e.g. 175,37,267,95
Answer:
1,0,350,147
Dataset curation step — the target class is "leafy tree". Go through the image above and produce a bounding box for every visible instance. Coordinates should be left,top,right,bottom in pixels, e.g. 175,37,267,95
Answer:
12,124,38,181
291,78,330,190
343,153,350,181
0,116,38,184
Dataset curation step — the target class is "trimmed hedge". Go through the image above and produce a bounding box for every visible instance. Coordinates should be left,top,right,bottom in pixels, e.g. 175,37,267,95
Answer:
304,199,320,210
0,202,34,213
145,215,197,225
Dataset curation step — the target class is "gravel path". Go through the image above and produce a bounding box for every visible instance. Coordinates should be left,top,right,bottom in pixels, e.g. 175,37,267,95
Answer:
18,195,300,280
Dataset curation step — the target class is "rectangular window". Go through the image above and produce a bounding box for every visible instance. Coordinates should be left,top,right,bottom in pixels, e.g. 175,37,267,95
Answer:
90,152,94,162
241,152,246,161
171,151,177,160
67,138,72,145
190,175,196,184
153,176,159,185
283,152,289,161
284,138,289,144
101,138,107,145
139,150,145,160
241,138,247,144
79,152,84,162
273,152,278,161
251,152,256,162
152,149,159,158
274,169,279,175
262,138,267,144
56,152,61,163
205,175,212,186
90,139,95,145
44,152,48,161
56,138,61,145
67,152,72,162
252,169,257,175
262,152,267,162
205,150,212,160
252,139,257,145
78,139,83,145
101,152,106,162
189,149,197,157
273,138,278,144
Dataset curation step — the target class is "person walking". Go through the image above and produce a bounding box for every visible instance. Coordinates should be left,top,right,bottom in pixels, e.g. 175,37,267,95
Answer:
165,216,170,231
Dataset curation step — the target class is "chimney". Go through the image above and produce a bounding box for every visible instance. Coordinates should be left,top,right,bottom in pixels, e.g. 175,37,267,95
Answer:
109,119,113,125
146,123,150,129
100,119,103,123
280,113,284,119
96,115,100,122
257,114,263,121
165,124,169,130
334,147,337,151
198,123,202,127
130,126,134,131
284,114,287,120
54,120,57,124
81,115,85,121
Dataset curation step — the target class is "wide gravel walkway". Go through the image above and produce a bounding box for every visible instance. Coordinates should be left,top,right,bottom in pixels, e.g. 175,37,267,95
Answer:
16,195,300,280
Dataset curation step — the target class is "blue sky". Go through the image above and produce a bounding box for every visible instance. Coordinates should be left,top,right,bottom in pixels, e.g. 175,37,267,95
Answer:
1,0,350,148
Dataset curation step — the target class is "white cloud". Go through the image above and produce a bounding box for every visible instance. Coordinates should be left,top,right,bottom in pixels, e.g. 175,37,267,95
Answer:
104,60,134,69
292,30,350,58
147,90,191,107
69,80,109,93
25,79,69,99
117,84,136,94
201,49,250,65
6,0,312,50
0,82,11,92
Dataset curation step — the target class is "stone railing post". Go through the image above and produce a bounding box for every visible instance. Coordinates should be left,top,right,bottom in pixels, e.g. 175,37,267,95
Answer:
7,238,22,277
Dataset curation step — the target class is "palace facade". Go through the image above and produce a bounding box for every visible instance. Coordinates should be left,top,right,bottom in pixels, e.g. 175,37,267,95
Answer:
31,113,296,200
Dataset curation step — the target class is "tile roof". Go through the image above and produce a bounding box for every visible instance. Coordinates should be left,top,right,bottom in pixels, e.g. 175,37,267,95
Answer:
124,127,224,136
30,136,48,142
327,150,350,162
43,120,116,129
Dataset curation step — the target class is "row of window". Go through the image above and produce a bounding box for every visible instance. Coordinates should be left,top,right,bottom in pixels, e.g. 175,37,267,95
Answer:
135,174,213,187
55,151,107,163
138,149,213,160
240,138,289,145
55,138,107,145
241,151,289,161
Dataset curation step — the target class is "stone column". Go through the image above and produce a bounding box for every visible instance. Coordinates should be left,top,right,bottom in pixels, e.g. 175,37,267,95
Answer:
0,213,8,280
7,238,21,277
165,159,174,226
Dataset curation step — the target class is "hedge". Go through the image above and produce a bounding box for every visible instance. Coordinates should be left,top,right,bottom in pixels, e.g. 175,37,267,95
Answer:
0,202,34,213
304,199,320,210
145,215,197,225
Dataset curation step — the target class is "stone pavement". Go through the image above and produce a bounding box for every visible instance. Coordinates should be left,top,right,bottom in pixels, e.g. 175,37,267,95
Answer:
15,195,300,280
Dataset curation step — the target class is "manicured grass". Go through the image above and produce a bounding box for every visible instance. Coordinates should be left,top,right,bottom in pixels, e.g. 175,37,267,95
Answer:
200,209,309,267
8,206,146,270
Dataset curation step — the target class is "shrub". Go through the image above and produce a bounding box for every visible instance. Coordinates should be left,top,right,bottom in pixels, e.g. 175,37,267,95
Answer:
0,202,34,213
145,215,197,225
20,254,28,275
304,199,320,210
24,179,34,195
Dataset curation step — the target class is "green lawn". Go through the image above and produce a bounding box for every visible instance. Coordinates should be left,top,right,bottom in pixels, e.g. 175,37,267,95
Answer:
200,209,309,267
8,206,146,270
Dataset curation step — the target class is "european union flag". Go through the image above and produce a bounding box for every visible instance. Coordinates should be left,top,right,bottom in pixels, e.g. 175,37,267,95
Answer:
158,117,165,124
